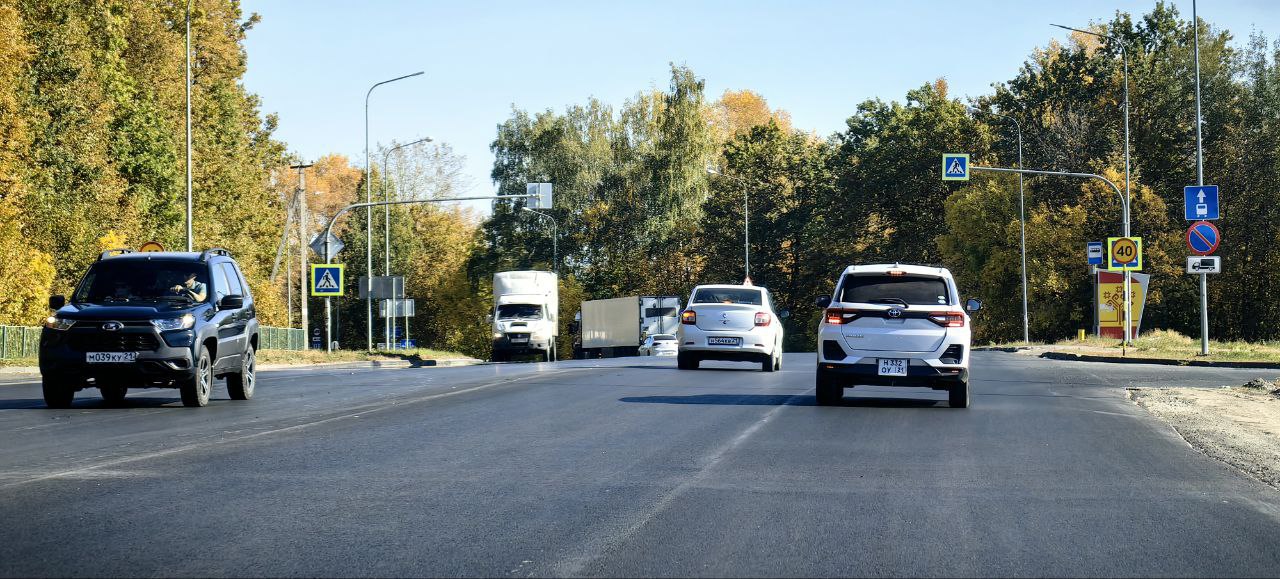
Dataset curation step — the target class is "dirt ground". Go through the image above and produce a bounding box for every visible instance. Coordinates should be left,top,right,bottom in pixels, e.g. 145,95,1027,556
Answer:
1130,379,1280,490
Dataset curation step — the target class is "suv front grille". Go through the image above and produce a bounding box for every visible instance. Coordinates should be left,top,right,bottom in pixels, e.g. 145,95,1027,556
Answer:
69,333,160,352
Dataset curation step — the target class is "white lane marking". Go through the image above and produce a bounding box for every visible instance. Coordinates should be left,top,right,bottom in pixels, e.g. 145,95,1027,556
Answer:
553,388,809,576
0,367,580,490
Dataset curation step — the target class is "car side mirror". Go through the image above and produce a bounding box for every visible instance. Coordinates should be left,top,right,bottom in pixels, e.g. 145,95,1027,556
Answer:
965,298,982,313
49,295,66,310
814,295,831,308
779,309,791,319
220,294,244,310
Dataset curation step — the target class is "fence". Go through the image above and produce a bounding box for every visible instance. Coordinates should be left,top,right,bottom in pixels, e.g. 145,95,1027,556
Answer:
0,326,40,360
0,325,306,360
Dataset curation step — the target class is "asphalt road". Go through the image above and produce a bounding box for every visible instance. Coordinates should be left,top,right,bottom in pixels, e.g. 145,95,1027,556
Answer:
1,352,1279,577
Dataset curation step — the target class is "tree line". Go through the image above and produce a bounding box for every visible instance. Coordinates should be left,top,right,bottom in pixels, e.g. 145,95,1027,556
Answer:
1,2,1277,357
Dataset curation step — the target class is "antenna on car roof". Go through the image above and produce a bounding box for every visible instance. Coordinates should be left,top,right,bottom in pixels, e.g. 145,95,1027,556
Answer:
97,248,134,261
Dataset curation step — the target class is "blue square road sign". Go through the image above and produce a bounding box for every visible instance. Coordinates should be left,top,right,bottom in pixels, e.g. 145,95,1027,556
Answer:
310,264,344,297
1184,185,1219,220
942,154,969,181
1087,241,1104,265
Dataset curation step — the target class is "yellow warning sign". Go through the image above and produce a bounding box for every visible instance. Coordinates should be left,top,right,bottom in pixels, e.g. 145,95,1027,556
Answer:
139,241,165,252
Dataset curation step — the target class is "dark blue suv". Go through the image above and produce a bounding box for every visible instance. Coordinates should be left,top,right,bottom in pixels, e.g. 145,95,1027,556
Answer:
39,248,259,408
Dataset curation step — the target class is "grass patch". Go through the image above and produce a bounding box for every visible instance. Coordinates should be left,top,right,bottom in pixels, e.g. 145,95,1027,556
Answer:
0,356,37,368
256,347,471,366
1050,329,1280,363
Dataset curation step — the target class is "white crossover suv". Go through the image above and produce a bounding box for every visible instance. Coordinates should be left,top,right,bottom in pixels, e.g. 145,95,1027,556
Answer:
677,284,785,372
814,264,980,407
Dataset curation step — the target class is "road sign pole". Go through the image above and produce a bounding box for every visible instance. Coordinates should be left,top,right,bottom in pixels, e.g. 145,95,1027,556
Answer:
1193,0,1210,356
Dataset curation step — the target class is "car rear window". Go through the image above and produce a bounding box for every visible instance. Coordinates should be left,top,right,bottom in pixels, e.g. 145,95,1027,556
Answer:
651,334,676,341
838,274,951,306
691,288,762,305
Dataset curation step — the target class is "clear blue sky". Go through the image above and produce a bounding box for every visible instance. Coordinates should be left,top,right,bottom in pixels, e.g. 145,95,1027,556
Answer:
242,0,1279,208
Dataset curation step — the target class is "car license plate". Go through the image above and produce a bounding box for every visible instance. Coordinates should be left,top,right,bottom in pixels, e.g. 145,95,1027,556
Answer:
86,352,137,363
707,337,741,346
877,358,908,376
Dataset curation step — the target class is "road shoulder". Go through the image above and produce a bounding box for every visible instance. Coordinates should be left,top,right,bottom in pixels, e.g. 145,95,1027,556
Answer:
1129,381,1280,491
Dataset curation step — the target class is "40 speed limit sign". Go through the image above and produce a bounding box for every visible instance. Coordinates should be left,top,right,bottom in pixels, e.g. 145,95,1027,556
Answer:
1107,236,1143,271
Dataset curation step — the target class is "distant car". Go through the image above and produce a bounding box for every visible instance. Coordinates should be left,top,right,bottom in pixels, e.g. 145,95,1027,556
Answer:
814,263,980,408
677,284,785,372
639,334,678,356
39,248,259,408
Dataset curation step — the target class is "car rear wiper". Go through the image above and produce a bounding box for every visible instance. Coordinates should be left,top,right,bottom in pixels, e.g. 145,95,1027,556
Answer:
868,297,910,308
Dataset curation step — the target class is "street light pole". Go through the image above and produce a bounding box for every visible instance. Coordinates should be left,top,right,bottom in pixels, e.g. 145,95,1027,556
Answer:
1193,0,1209,356
970,107,1028,344
380,137,431,349
184,0,193,251
522,207,558,276
1053,23,1134,344
706,166,750,281
364,71,423,351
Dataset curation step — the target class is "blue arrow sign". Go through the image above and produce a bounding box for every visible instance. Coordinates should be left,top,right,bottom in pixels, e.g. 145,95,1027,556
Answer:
1184,185,1219,220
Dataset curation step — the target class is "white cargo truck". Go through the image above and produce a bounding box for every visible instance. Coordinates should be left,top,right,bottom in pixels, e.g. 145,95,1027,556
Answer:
491,271,559,362
577,296,681,358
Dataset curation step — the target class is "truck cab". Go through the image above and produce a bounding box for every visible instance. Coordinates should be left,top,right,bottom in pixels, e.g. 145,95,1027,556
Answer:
491,271,559,362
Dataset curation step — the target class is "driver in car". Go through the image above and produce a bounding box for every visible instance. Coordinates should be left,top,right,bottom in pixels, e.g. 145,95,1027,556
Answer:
170,272,207,302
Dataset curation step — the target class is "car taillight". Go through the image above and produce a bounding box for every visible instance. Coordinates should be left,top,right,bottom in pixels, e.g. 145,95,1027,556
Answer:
824,308,860,325
928,312,965,327
754,312,771,326
681,310,696,325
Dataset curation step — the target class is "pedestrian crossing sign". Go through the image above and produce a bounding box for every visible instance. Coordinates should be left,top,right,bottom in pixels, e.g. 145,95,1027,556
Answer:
310,264,344,296
942,153,970,181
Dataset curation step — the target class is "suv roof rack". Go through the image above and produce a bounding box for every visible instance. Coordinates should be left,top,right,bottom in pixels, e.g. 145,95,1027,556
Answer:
98,248,135,261
199,248,232,262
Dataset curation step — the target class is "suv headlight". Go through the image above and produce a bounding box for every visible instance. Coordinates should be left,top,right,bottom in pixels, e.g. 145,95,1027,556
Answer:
43,316,75,331
152,314,195,331
492,331,504,339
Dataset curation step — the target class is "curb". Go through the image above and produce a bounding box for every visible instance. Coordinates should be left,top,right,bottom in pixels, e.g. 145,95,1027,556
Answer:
261,357,485,371
0,358,486,379
973,347,1032,353
1037,351,1280,370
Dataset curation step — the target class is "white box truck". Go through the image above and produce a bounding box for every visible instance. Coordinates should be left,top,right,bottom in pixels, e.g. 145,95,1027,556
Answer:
577,296,681,358
491,271,559,362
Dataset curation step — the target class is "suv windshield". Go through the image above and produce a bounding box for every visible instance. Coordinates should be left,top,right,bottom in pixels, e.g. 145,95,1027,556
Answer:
691,288,762,305
838,274,951,306
73,261,209,304
497,304,542,320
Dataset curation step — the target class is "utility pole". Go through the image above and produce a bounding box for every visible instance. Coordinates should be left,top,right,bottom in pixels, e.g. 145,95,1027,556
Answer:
1194,0,1209,356
291,162,313,349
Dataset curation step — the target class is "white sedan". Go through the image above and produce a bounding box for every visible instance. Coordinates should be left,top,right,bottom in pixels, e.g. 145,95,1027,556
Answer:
639,334,678,356
676,284,784,372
